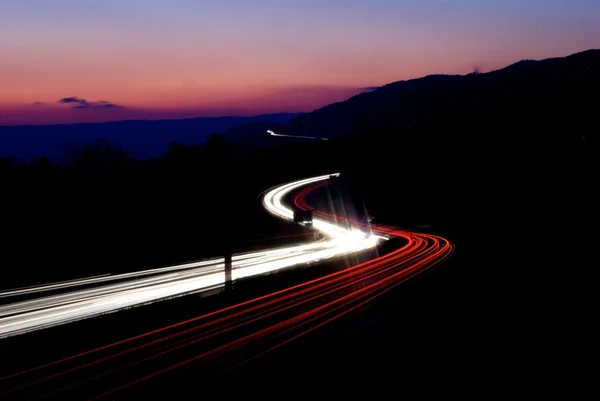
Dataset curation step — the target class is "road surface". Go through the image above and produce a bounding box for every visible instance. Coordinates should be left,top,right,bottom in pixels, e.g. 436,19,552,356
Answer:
0,173,379,339
0,174,454,400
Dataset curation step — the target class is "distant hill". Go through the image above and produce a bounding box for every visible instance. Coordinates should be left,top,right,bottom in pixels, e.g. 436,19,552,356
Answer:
280,49,599,146
0,113,302,162
235,49,597,232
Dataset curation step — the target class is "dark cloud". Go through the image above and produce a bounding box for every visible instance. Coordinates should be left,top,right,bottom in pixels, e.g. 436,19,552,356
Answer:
362,86,380,91
58,97,123,109
95,101,122,109
59,96,87,105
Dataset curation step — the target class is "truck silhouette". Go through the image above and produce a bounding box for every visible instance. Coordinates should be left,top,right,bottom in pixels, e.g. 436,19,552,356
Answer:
293,210,313,227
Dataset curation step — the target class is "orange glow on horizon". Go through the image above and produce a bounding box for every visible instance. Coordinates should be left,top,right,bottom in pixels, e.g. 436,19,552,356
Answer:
1,0,598,125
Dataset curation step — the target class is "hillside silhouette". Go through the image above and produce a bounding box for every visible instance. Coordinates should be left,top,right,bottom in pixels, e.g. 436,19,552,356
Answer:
0,113,301,162
217,49,596,215
244,49,597,231
282,49,599,146
1,49,595,292
2,50,595,394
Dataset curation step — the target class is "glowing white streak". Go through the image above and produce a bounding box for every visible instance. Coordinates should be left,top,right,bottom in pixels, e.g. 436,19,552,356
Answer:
0,173,378,338
267,130,325,140
0,247,316,298
0,259,222,298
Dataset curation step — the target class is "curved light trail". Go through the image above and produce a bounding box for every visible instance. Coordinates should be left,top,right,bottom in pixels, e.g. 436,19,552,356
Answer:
0,174,378,339
0,175,454,400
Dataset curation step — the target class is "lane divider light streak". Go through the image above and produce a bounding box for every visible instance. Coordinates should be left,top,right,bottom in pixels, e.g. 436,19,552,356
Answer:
0,178,453,400
0,174,379,339
0,239,328,299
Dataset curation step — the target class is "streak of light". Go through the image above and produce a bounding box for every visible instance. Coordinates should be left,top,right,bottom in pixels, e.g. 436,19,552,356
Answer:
267,130,328,141
0,173,378,339
0,176,453,400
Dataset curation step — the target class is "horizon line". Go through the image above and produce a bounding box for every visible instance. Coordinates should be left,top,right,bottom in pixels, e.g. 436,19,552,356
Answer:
0,111,307,128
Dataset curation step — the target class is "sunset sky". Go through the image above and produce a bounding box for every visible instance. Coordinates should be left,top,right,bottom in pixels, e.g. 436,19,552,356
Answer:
1,0,598,125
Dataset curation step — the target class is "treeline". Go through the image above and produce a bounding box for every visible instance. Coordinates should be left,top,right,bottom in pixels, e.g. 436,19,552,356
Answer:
0,135,322,289
3,102,591,288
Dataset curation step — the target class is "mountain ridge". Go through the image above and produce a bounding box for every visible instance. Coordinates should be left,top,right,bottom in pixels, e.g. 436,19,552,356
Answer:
280,48,600,140
0,113,302,161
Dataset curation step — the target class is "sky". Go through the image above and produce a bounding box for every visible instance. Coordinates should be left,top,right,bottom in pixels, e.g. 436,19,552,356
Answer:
0,0,598,125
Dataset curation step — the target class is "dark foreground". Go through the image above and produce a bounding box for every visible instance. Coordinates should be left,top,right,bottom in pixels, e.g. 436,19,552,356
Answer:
1,227,469,399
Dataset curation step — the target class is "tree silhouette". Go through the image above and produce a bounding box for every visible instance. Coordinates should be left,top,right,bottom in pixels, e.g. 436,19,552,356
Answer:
71,139,129,169
202,134,232,164
0,156,14,174
30,156,52,174
164,141,203,169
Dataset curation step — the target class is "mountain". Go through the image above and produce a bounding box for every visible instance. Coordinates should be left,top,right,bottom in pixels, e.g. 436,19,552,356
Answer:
0,113,302,162
280,49,599,147
233,49,597,236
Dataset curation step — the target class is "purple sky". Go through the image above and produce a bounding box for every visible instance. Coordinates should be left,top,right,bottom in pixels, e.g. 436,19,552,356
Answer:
1,0,598,125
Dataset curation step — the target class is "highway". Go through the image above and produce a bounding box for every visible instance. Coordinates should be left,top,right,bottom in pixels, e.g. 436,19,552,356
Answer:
0,174,454,399
0,173,379,339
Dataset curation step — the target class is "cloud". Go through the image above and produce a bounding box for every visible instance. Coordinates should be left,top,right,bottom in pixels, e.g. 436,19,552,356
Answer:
59,96,86,104
95,101,122,109
58,97,123,109
362,86,380,91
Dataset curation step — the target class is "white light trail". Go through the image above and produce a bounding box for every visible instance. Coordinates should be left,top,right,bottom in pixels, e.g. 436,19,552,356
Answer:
267,130,328,141
0,174,379,338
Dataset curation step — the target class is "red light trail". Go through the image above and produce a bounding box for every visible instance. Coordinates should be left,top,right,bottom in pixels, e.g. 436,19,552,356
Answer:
0,177,453,400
